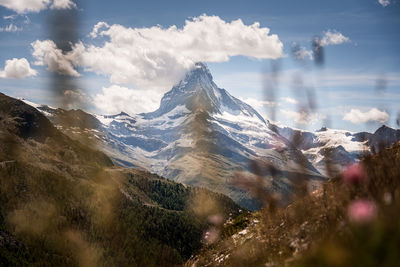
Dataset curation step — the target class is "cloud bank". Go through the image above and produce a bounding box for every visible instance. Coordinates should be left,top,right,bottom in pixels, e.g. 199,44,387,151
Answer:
239,97,277,109
290,30,349,62
31,40,80,76
94,85,162,115
378,0,390,7
50,0,76,10
0,23,21,32
343,108,389,124
291,42,313,60
0,58,37,79
281,97,298,105
320,30,350,46
32,15,284,90
0,0,76,14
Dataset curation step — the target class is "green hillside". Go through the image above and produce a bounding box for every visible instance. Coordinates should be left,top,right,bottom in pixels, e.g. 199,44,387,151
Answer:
0,93,242,266
188,141,400,266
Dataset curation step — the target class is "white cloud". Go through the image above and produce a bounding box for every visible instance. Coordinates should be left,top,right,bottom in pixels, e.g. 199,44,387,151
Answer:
0,14,30,32
0,0,76,14
32,15,283,90
294,47,313,60
50,0,76,10
0,0,50,13
0,23,21,32
291,43,313,60
343,108,389,124
239,97,277,109
280,109,325,126
0,58,37,79
281,97,298,105
320,30,350,46
31,40,80,76
63,89,88,102
90,21,109,38
378,0,390,7
61,89,91,109
3,14,30,24
94,85,162,115
3,14,17,20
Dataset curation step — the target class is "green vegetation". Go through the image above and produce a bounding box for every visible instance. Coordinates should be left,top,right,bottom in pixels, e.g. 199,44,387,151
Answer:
0,151,241,266
220,212,251,239
189,142,400,266
0,94,243,266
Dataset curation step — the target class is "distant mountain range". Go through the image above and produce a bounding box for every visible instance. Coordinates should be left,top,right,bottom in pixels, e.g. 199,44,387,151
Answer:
276,124,400,176
20,63,400,210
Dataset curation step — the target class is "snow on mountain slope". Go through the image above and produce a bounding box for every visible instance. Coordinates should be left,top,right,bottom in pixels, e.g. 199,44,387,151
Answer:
302,129,368,175
276,125,400,176
312,129,368,152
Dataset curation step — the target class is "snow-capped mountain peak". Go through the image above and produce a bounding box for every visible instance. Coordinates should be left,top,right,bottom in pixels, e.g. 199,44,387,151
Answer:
144,62,266,125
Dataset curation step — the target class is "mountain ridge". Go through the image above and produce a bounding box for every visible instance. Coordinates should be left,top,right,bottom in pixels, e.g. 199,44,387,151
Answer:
16,63,400,210
276,124,400,175
17,63,321,210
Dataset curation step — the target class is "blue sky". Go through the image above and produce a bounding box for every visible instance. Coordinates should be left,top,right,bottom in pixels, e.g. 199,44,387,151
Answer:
0,0,399,132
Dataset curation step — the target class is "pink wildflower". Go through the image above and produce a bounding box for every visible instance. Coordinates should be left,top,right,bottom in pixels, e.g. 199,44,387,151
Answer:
348,199,377,223
203,227,220,244
342,163,366,184
208,214,224,226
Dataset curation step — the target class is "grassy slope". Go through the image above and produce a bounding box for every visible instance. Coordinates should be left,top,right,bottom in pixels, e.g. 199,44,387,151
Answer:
0,93,243,266
188,142,400,266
